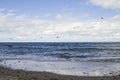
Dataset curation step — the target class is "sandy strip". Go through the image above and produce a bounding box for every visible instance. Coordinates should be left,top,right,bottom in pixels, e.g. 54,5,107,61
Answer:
0,66,120,80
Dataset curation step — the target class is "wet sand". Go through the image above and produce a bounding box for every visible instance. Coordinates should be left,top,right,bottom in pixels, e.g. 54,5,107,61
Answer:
0,66,120,80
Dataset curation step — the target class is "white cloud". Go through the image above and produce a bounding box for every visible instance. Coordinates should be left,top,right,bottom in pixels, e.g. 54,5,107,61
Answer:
90,0,120,9
55,13,79,21
6,13,15,16
8,9,14,13
80,1,90,5
0,8,120,41
112,15,120,20
0,8,6,12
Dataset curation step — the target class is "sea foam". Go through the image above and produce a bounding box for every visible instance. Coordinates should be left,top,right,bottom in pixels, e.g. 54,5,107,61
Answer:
0,60,120,76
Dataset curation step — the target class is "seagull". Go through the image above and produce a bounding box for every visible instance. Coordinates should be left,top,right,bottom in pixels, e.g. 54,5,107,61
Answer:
101,17,103,20
57,36,59,39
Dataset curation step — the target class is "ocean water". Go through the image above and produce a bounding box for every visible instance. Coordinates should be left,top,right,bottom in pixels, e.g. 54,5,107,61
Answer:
0,42,120,76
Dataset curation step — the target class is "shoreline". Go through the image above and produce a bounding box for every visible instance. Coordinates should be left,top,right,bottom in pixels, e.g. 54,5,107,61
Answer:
1,59,120,76
0,66,120,80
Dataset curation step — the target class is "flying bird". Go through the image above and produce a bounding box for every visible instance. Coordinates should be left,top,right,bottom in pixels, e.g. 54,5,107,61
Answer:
57,36,59,39
101,17,103,20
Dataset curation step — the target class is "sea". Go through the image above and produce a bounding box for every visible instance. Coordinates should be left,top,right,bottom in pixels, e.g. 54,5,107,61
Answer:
0,42,120,76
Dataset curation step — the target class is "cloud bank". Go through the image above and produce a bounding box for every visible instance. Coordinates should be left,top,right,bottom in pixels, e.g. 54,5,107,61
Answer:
0,8,120,41
90,0,120,9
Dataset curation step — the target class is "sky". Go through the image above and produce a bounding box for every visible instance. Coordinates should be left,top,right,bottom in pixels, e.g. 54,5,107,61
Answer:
0,0,120,42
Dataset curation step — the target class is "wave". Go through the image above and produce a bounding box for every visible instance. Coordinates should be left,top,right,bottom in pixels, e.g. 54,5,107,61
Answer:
1,42,120,62
44,53,94,59
57,47,120,51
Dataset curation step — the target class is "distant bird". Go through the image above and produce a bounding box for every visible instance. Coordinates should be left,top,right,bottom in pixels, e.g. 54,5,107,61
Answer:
101,17,103,20
57,36,59,39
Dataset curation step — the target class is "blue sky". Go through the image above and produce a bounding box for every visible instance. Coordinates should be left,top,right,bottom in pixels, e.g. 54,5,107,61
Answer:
0,0,120,42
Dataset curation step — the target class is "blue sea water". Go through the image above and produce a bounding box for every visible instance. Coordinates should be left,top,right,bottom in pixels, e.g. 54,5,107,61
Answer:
1,42,120,76
0,42,120,62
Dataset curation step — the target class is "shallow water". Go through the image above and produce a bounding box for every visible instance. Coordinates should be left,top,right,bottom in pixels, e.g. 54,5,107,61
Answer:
0,60,120,76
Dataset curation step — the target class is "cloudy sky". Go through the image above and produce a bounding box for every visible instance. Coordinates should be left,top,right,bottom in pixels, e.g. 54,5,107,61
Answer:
0,0,120,42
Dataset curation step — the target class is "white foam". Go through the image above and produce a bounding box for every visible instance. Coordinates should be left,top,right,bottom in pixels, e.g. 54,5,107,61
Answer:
0,60,120,76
